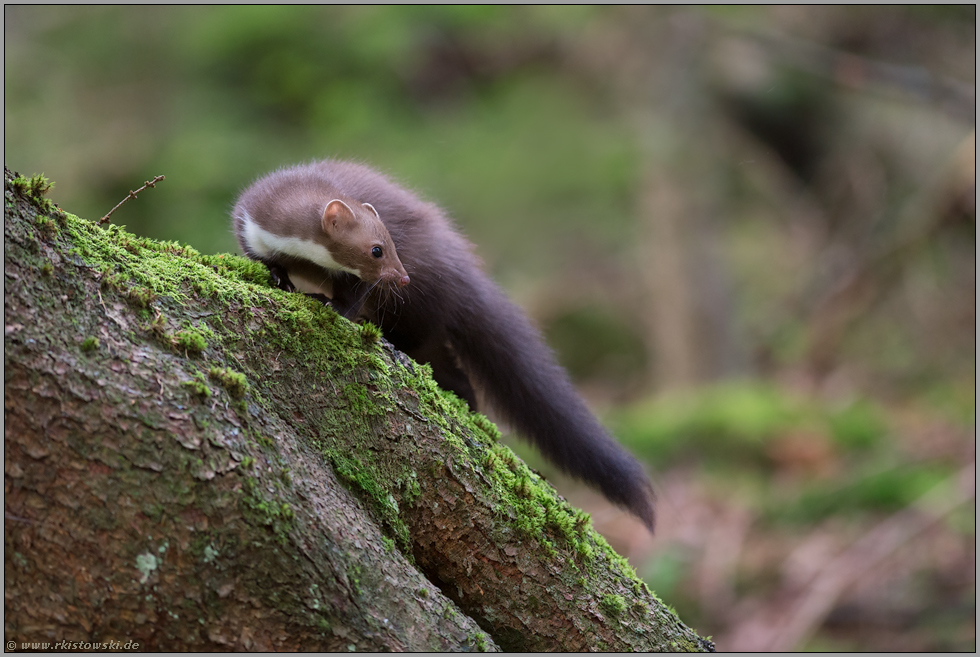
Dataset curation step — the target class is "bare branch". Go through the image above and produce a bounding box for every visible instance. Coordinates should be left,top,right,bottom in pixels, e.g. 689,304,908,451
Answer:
99,174,165,224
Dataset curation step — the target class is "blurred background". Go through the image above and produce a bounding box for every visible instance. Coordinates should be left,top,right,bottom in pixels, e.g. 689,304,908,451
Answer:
5,6,975,651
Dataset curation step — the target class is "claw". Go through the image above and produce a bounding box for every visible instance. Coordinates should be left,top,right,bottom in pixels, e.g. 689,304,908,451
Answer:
267,264,295,292
305,292,332,307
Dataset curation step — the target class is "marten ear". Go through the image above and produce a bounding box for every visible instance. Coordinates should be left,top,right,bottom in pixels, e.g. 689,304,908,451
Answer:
322,199,356,233
362,202,380,218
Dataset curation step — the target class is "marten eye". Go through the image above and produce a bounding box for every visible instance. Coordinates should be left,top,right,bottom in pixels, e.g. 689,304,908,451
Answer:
371,246,383,258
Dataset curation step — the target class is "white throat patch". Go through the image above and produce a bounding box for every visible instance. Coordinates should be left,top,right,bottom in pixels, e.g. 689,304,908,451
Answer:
241,213,361,278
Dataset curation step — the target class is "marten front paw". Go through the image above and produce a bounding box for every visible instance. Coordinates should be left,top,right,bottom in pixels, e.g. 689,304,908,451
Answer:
304,292,332,307
267,264,296,293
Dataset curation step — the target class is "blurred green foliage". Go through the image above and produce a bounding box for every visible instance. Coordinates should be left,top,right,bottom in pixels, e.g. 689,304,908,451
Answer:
4,6,636,281
544,305,649,385
774,462,954,524
609,382,969,525
612,383,889,466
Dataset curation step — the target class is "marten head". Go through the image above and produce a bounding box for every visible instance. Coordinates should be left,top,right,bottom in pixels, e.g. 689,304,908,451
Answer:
321,199,410,288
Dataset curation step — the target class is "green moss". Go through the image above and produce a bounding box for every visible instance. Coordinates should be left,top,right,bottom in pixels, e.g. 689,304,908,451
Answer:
40,260,54,276
401,473,422,506
142,503,165,521
341,382,386,417
182,372,211,398
209,366,248,399
126,285,157,308
35,215,58,237
471,413,501,442
100,270,126,292
328,451,412,555
505,453,522,474
149,311,168,339
7,174,32,195
513,475,533,499
473,633,490,652
198,252,273,287
240,477,296,544
347,564,363,596
546,503,576,540
27,173,52,197
175,329,207,354
80,336,99,353
471,428,649,587
600,593,627,617
60,215,276,314
360,321,382,345
9,173,59,216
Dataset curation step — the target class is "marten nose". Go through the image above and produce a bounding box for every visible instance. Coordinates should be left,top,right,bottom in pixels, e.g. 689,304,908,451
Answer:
398,275,410,288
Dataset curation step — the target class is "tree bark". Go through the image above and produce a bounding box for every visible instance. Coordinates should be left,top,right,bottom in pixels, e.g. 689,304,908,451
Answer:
4,167,714,652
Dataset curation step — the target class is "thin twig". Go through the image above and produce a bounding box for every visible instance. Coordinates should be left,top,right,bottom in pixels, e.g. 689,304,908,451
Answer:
99,175,165,224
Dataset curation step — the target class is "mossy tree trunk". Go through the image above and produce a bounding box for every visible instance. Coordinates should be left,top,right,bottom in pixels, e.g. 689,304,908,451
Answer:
3,167,713,652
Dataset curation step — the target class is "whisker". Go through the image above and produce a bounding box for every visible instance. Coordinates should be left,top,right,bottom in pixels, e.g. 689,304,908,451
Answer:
377,286,390,326
407,280,427,300
352,279,381,315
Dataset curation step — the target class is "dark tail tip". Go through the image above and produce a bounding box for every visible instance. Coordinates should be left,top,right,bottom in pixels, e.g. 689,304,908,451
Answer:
625,480,656,534
599,454,656,533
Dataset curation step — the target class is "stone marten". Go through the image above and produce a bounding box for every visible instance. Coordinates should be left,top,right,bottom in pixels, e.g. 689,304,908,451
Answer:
233,160,656,531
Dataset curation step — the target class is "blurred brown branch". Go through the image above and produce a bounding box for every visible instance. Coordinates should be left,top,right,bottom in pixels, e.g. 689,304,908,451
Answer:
804,130,975,375
722,461,975,651
745,31,976,123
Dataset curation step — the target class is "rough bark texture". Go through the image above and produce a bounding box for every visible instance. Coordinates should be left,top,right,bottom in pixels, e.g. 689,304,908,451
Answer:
3,167,714,652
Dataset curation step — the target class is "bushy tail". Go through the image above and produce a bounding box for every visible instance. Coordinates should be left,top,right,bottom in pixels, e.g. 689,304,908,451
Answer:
446,274,656,531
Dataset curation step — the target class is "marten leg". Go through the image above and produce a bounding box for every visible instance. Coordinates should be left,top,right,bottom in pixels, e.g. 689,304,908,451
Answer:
329,274,368,321
266,263,295,292
266,263,333,307
407,338,478,410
